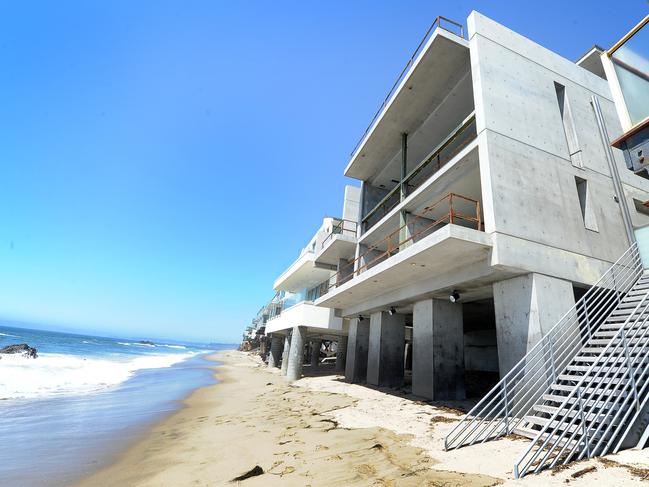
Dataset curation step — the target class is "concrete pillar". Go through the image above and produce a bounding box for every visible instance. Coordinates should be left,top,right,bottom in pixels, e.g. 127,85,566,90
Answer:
310,339,322,368
493,273,576,377
345,318,370,382
286,325,306,382
336,336,348,373
267,335,283,369
367,311,405,388
412,298,465,400
280,333,291,375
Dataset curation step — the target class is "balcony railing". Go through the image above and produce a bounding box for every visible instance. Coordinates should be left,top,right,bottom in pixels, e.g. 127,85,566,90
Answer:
318,192,482,297
321,218,358,249
362,112,477,232
351,16,466,158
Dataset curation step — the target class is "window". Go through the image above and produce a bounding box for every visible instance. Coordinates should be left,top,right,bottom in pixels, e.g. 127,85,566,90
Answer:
555,82,583,168
575,176,598,231
610,20,649,126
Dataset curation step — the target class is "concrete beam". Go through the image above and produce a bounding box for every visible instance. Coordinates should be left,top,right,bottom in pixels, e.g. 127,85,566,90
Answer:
493,273,576,376
412,298,465,400
367,311,405,388
280,333,291,375
345,318,370,382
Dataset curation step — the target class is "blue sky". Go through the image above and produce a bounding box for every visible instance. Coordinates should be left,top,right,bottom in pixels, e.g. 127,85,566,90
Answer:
0,1,645,343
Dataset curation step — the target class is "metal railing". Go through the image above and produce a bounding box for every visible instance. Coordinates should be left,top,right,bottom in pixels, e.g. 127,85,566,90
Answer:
318,192,481,296
514,254,649,476
444,243,643,453
362,112,477,232
350,16,465,158
321,219,358,249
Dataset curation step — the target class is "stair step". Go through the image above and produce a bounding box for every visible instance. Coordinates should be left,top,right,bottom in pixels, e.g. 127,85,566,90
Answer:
577,345,648,354
587,337,649,346
550,384,576,393
565,364,631,374
556,375,636,387
521,415,613,434
513,426,581,448
532,402,621,417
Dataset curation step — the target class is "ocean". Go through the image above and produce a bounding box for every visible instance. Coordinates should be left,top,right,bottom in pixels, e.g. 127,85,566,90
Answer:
0,324,230,486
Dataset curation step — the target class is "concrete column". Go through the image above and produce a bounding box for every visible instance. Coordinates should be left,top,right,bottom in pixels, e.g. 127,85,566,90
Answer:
345,318,370,382
493,273,576,377
280,333,291,375
310,339,322,368
286,325,306,382
267,335,283,369
412,299,465,400
335,336,348,373
367,311,405,388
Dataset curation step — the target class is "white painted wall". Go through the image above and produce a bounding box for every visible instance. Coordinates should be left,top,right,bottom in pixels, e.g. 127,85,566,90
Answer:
265,301,343,334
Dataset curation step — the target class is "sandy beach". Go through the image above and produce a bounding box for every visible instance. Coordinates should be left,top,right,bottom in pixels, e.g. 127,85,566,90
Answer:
76,351,649,486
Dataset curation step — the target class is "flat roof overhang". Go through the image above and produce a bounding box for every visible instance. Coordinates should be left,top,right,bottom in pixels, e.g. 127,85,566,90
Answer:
315,234,357,266
273,252,335,292
315,224,492,310
345,29,470,181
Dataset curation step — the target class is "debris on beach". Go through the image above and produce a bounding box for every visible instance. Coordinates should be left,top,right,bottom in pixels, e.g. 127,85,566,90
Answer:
231,465,264,482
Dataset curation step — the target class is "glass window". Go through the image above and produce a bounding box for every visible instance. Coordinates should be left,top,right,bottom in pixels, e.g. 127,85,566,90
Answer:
611,21,649,125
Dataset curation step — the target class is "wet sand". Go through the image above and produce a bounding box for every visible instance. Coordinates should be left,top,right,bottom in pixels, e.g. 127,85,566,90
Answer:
76,351,649,486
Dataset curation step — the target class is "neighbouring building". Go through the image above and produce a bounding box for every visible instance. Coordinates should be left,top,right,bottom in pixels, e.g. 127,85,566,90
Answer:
264,185,360,380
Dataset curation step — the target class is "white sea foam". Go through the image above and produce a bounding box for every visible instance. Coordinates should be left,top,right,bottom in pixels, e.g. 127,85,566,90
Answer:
0,352,196,399
0,332,20,338
159,344,186,349
118,342,156,347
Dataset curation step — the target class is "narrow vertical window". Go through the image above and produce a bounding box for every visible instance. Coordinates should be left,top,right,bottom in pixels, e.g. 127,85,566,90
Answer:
575,176,598,231
555,82,583,168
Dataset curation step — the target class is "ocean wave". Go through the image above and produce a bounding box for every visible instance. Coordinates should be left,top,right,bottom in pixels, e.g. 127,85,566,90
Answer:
0,332,20,338
159,344,186,349
0,352,197,400
117,341,155,348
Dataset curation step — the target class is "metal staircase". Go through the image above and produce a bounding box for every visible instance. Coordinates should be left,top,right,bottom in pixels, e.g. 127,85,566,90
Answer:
445,243,649,477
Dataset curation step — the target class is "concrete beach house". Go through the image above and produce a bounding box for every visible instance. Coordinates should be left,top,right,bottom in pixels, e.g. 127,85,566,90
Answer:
250,11,649,477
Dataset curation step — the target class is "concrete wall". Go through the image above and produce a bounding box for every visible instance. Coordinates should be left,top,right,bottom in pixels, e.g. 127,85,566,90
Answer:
464,330,499,372
343,185,362,224
470,11,649,281
265,301,343,334
493,272,576,376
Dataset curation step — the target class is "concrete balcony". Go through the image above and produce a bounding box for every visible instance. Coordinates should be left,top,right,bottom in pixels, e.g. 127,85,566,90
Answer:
265,300,344,336
315,223,492,313
315,218,358,266
346,17,469,181
273,249,336,293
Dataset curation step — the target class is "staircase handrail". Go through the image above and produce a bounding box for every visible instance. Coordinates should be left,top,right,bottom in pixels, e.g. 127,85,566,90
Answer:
444,243,642,451
513,263,649,477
